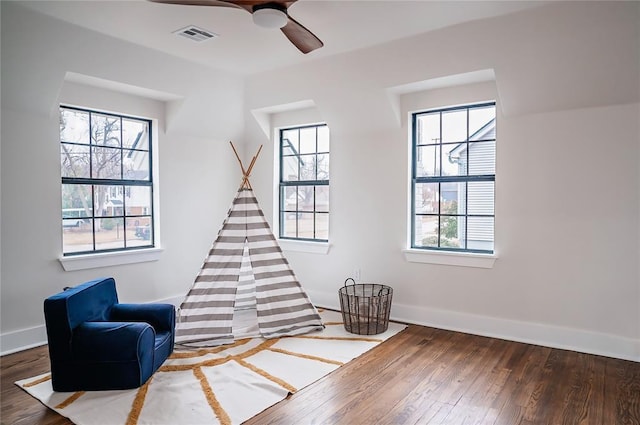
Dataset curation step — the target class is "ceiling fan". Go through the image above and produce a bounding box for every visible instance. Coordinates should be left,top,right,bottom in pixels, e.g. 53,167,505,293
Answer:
149,0,323,54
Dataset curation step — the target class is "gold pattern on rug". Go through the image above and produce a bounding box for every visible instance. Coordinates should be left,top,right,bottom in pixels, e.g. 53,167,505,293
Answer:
125,377,152,425
235,358,297,393
268,347,343,366
55,391,85,409
23,374,51,387
194,366,232,425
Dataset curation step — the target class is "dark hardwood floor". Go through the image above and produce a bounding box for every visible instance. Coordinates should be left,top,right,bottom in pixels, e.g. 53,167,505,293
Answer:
2,324,639,425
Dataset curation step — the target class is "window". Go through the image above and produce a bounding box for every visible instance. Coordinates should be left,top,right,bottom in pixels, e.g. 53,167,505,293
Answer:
60,106,154,255
411,102,495,253
279,124,329,242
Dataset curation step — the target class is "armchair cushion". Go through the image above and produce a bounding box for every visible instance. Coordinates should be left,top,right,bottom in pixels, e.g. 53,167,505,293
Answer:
44,277,175,391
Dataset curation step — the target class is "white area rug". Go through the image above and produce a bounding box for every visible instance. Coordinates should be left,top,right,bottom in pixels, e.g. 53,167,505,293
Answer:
16,309,406,425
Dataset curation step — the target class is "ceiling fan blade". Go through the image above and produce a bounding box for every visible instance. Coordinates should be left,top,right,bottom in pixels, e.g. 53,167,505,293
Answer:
149,0,296,11
280,15,323,54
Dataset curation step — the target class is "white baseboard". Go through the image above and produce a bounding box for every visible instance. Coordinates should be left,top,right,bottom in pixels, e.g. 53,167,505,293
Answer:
307,289,640,363
0,325,48,356
0,293,186,357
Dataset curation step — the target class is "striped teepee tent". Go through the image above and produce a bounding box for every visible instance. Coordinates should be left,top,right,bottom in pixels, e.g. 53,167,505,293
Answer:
175,143,324,347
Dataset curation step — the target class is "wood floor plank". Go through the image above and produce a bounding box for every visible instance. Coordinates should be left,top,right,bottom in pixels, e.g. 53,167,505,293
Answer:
2,324,639,425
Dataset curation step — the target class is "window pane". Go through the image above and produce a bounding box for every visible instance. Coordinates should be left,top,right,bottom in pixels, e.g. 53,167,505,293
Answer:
440,216,465,249
92,147,121,179
282,156,299,181
299,154,317,181
282,129,299,155
297,212,315,238
414,183,438,214
60,109,89,144
125,186,152,215
315,213,329,240
467,217,494,251
416,145,440,177
414,215,438,247
469,105,496,140
468,181,494,215
123,150,150,180
317,154,329,180
441,182,465,215
281,212,297,238
122,119,149,150
468,140,495,175
282,186,297,211
299,127,316,154
127,216,152,247
94,185,123,217
316,186,329,212
95,217,125,251
317,126,329,153
441,109,467,143
62,219,93,253
299,186,315,212
62,184,93,218
91,114,121,147
416,112,440,145
441,143,466,176
61,144,90,178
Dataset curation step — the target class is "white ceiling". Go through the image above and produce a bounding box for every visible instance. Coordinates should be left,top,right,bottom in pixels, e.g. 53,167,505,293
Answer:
18,0,548,75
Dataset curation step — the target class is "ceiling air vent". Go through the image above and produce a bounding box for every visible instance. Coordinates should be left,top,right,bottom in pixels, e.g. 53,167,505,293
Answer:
174,25,218,42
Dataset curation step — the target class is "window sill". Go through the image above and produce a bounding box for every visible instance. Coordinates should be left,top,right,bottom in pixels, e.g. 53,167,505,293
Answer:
402,248,497,269
278,239,331,254
59,247,164,271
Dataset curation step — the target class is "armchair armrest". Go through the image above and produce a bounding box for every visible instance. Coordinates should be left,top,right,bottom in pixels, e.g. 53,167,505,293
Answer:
73,322,155,361
110,303,175,333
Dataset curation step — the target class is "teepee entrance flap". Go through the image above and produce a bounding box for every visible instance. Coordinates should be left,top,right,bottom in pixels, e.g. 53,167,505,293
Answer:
175,143,324,347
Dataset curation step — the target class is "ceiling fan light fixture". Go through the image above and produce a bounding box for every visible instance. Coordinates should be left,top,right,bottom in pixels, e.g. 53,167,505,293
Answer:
253,5,287,29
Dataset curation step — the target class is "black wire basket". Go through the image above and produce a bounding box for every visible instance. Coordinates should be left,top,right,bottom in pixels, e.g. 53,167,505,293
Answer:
338,278,393,335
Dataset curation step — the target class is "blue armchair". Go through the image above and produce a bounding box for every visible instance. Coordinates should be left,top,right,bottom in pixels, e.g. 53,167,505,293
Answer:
44,277,175,391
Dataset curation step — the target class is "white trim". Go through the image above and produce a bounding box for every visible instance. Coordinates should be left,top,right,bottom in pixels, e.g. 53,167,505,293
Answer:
279,239,331,254
392,302,640,362
307,290,639,362
0,325,48,356
59,247,164,271
403,248,496,268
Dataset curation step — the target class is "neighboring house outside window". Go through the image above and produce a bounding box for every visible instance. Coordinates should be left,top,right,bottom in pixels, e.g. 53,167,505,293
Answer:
279,124,329,242
411,102,496,253
60,106,154,255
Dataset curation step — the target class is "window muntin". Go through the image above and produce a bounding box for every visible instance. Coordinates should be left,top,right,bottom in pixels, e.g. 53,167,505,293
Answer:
60,106,154,255
279,124,329,242
411,102,495,253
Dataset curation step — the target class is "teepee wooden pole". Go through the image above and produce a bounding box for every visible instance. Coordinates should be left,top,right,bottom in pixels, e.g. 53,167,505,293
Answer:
245,145,263,176
230,141,262,190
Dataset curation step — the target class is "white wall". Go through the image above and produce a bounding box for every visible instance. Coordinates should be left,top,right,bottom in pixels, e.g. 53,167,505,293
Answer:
244,2,640,361
0,2,245,353
1,1,638,362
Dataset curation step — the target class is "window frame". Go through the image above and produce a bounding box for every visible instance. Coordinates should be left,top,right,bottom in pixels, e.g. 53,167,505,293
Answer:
278,123,329,243
410,101,496,254
60,105,156,256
